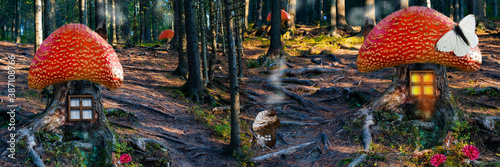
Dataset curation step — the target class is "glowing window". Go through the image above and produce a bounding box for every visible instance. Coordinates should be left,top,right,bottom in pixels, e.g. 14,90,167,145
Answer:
410,71,436,97
68,95,94,121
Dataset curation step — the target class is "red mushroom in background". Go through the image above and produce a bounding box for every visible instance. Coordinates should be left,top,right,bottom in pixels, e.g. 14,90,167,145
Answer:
159,29,175,41
354,6,483,149
22,23,122,166
266,9,292,22
29,23,123,90
357,7,481,73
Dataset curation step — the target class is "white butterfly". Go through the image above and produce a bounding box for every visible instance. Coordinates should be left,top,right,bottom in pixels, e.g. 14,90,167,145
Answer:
436,14,478,57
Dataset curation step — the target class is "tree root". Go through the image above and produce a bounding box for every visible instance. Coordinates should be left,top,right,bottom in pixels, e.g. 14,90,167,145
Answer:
265,83,316,108
280,78,315,86
122,65,174,73
249,127,273,150
263,67,348,77
104,95,175,118
348,107,374,167
280,121,319,126
348,154,368,167
251,140,317,162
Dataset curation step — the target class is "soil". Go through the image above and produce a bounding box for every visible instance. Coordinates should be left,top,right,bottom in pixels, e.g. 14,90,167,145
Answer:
0,24,499,166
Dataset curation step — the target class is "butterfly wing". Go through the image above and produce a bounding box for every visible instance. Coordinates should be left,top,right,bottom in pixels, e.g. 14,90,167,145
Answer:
436,30,457,52
458,14,479,48
453,33,471,57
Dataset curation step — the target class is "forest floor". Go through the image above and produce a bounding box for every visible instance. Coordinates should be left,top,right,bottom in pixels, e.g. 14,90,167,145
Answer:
1,24,500,166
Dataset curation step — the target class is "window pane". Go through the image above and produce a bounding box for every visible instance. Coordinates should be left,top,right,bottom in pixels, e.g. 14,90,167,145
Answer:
70,99,80,107
70,110,80,119
423,73,433,82
82,98,92,107
411,73,420,82
424,85,434,95
82,110,92,119
412,85,421,95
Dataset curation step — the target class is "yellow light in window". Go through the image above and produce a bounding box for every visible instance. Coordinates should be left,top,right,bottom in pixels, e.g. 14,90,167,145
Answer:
423,73,433,82
424,85,434,95
411,73,420,82
412,86,421,95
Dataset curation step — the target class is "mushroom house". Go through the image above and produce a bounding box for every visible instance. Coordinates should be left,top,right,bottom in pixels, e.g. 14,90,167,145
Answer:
356,6,482,147
24,23,123,165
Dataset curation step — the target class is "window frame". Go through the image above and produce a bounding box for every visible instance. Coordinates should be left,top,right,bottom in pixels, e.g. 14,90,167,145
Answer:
67,95,94,121
410,70,436,98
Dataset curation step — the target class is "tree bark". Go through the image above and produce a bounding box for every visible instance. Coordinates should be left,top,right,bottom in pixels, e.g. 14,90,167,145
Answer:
133,0,138,44
19,81,115,166
208,0,217,83
426,0,431,8
357,63,461,148
336,0,352,32
314,0,321,23
254,0,263,28
111,0,117,44
201,0,208,86
183,0,203,102
262,0,283,65
15,0,21,43
43,0,56,39
173,0,188,78
80,0,88,25
95,0,106,31
288,0,296,34
454,0,460,22
400,0,409,9
245,0,250,30
224,0,242,156
35,0,43,52
365,0,375,22
329,0,338,36
495,0,498,18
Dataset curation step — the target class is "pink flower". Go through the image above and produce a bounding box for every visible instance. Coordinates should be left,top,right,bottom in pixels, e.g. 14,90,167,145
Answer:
119,154,132,163
430,154,447,167
462,145,480,161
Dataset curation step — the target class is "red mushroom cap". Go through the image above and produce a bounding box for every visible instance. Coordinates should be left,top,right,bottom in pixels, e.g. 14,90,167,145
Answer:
266,9,292,22
357,6,482,73
159,29,175,40
28,23,124,90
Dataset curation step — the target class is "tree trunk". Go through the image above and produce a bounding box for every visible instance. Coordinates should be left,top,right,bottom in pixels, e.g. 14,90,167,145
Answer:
329,0,338,36
459,0,464,20
254,0,263,28
80,0,88,25
495,0,498,18
358,63,461,148
224,0,242,156
144,0,151,43
208,0,217,83
426,0,431,8
168,0,178,48
183,0,203,102
245,0,250,30
133,0,138,44
400,0,409,9
288,0,296,33
235,4,244,78
200,0,208,86
43,0,56,39
15,0,21,43
111,0,117,44
35,0,43,52
454,0,459,22
336,0,352,32
19,81,115,166
261,0,283,65
173,0,188,78
364,0,375,24
314,0,321,23
95,0,106,31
